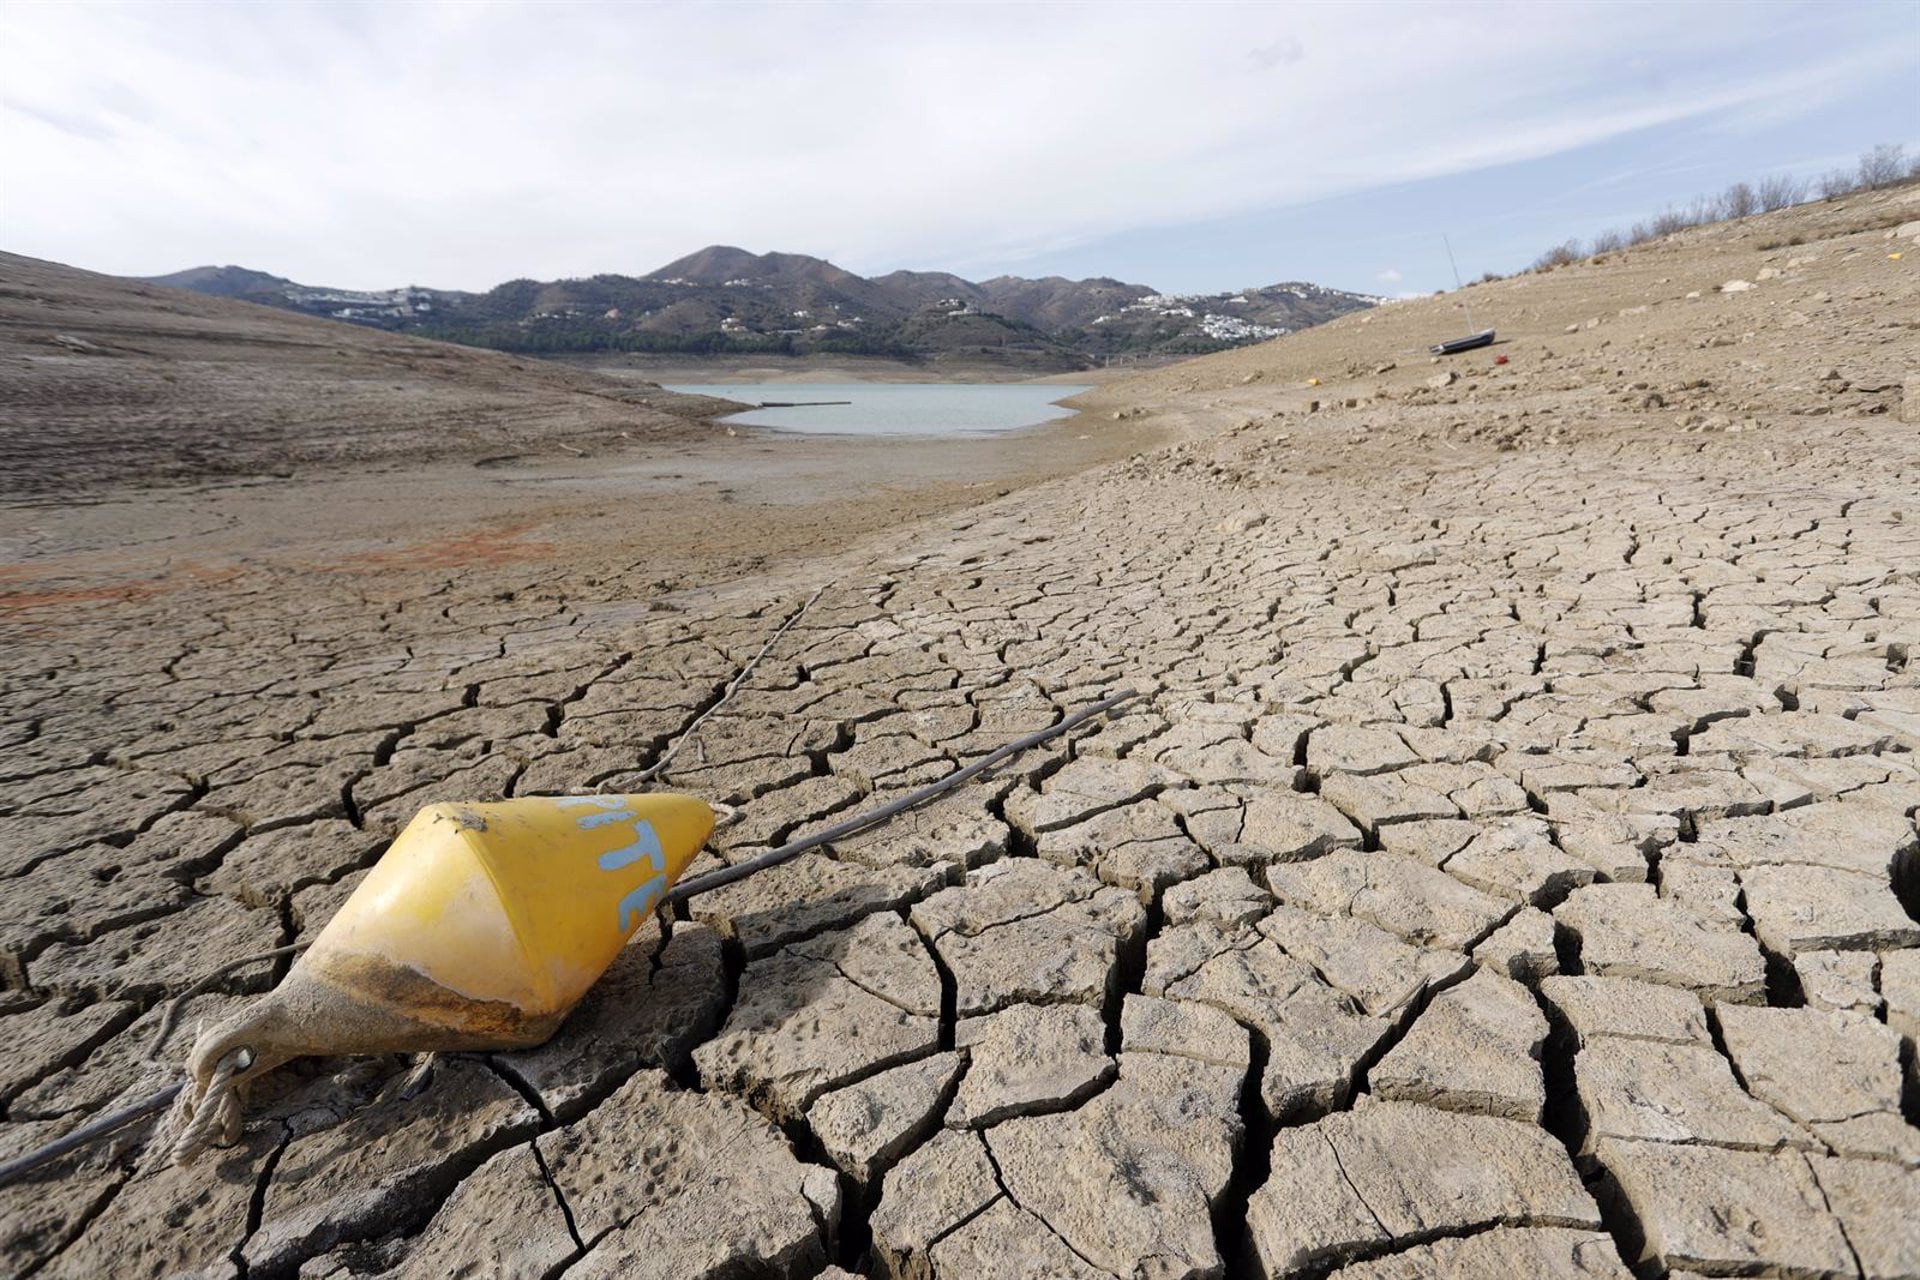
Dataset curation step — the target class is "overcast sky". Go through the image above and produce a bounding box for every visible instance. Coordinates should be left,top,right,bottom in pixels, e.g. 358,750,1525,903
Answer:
3,1,1915,296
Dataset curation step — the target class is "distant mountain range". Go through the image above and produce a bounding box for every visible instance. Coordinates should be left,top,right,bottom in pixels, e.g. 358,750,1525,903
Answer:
143,248,1381,370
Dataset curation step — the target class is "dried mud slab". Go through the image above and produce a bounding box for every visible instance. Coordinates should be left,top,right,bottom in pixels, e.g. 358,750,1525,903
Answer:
5,183,1920,1278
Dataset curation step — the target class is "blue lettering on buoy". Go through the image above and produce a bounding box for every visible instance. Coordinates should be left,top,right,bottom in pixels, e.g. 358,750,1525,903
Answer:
597,820,664,873
560,796,635,830
573,808,635,830
591,811,670,934
615,877,664,934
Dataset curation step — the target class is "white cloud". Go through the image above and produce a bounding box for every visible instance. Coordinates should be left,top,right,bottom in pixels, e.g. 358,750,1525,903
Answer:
1376,268,1404,284
0,1,1910,288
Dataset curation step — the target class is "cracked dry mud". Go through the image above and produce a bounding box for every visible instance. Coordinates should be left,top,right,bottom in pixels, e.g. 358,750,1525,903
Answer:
4,187,1920,1278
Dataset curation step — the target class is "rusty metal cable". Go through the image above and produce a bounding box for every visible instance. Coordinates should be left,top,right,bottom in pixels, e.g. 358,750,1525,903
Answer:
665,686,1141,905
610,583,830,789
0,685,1140,1188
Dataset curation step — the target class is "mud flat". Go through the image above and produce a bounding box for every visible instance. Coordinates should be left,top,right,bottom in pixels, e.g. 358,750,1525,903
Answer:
3,184,1919,1278
0,250,1166,600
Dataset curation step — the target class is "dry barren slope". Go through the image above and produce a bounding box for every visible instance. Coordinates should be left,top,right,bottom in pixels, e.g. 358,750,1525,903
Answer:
0,253,730,498
1085,178,1917,456
1,184,1918,1280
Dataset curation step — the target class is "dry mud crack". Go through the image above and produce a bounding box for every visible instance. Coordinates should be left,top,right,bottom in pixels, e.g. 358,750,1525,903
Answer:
3,187,1920,1277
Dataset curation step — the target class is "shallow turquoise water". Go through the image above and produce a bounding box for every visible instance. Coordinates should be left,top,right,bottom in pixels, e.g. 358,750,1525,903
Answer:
664,383,1090,437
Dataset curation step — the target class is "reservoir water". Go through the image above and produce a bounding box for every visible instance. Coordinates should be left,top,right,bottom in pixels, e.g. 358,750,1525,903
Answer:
664,383,1089,437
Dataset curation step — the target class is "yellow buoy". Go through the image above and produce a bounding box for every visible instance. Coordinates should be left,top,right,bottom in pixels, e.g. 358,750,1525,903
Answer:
186,793,713,1091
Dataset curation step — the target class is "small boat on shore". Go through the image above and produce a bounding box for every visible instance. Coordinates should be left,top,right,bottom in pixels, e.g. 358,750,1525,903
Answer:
1429,329,1496,356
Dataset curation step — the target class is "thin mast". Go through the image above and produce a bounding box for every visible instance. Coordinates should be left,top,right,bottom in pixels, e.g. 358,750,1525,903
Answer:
1443,234,1475,332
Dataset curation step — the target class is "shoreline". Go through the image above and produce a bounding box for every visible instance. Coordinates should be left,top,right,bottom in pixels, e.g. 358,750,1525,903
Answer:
561,352,1166,387
0,390,1181,616
656,380,1094,441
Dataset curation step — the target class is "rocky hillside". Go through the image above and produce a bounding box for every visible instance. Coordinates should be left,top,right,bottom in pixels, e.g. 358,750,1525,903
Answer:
143,248,1380,369
1,252,732,495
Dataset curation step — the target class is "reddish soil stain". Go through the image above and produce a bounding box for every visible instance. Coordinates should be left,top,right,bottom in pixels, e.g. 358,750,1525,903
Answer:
321,521,556,571
0,561,243,614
